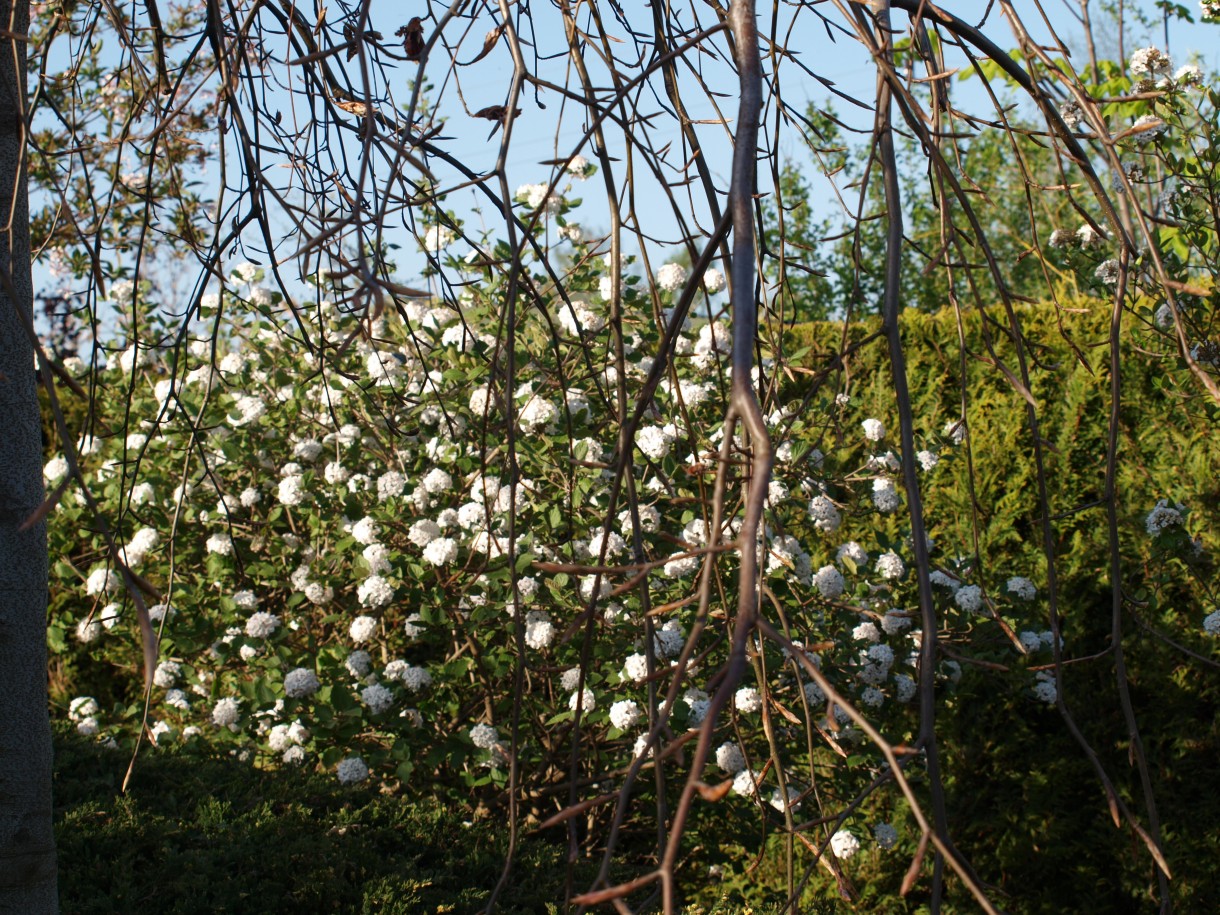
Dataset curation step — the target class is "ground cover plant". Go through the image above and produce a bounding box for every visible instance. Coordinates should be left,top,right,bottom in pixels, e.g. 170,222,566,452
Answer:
5,0,1220,912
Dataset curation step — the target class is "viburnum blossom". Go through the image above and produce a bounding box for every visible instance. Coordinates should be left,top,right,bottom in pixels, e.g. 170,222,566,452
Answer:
732,769,761,797
211,697,241,728
715,742,746,774
277,474,305,506
837,541,868,569
769,787,802,813
622,653,649,683
608,700,641,730
808,494,841,533
524,611,555,650
852,621,880,643
422,537,458,566
336,756,369,785
245,612,280,639
830,830,860,860
345,650,373,678
470,723,499,749
361,683,394,715
812,565,844,599
636,425,672,462
1033,671,1058,704
518,397,557,433
376,471,406,501
349,615,379,643
656,262,688,292
1076,224,1105,248
351,517,380,545
153,661,181,689
1129,47,1171,79
400,665,433,692
358,575,394,608
362,543,392,575
284,667,320,698
1145,499,1185,535
1094,259,1120,285
1059,99,1083,129
85,567,120,596
734,687,762,713
955,584,984,614
872,477,901,512
875,823,899,850
1007,576,1037,601
516,182,561,213
568,689,595,711
875,550,904,580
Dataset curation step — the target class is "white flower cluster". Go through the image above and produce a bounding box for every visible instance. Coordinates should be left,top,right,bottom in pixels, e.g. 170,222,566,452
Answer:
284,667,320,698
874,822,899,850
808,494,841,533
608,699,641,730
636,425,674,462
359,573,395,608
766,534,812,583
153,660,181,689
1145,499,1185,535
1129,47,1171,79
875,550,904,580
837,541,868,569
85,567,120,597
1033,671,1058,704
212,696,241,729
1094,259,1120,286
872,478,901,513
716,742,746,774
1006,576,1036,601
557,299,605,336
470,723,499,749
955,584,984,614
656,262,688,292
813,564,845,599
735,686,762,714
516,182,562,214
245,612,280,639
349,615,379,643
336,755,369,785
830,830,860,860
361,683,394,714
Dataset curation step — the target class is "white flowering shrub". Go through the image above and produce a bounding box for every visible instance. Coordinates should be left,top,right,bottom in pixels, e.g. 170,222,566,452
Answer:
32,3,1220,907
46,196,1035,804
44,175,1220,907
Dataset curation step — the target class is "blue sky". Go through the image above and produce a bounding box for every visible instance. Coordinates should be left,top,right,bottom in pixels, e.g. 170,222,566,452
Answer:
30,1,1220,337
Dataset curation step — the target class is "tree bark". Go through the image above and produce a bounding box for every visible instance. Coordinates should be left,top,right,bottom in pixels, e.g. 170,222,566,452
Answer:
0,0,58,909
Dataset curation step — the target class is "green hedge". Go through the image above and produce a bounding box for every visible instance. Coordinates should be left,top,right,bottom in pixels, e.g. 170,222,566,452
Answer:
771,299,1220,912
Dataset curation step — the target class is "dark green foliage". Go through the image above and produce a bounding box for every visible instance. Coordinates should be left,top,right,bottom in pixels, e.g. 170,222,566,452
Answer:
759,300,1220,911
53,727,589,914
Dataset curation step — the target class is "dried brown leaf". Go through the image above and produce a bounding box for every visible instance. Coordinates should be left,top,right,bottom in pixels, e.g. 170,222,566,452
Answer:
397,17,425,60
464,24,504,65
334,98,370,117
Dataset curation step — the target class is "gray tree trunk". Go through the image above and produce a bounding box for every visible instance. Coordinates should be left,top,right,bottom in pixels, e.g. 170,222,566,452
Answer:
0,0,58,909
